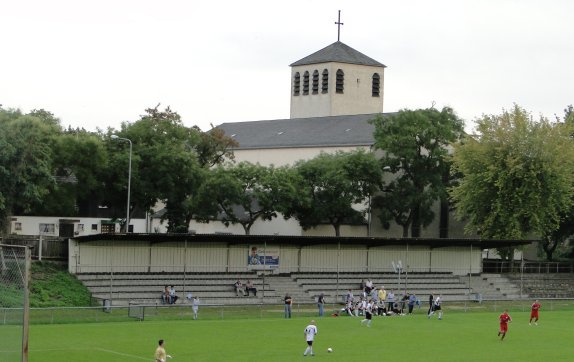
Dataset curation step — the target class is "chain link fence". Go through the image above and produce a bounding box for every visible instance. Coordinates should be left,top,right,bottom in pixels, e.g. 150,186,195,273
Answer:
0,244,31,362
1,298,573,326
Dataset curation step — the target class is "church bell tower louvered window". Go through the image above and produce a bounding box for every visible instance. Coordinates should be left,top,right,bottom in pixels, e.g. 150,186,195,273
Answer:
336,69,344,94
372,73,380,97
293,72,300,96
321,69,329,93
312,70,319,94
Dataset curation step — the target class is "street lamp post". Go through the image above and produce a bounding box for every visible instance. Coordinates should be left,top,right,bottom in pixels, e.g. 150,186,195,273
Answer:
111,135,132,233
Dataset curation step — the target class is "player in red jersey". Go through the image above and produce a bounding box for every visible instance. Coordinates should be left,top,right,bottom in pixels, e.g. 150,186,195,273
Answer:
498,310,512,341
529,300,541,325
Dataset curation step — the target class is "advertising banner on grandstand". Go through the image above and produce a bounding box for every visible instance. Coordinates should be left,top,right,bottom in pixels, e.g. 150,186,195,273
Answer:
248,245,279,270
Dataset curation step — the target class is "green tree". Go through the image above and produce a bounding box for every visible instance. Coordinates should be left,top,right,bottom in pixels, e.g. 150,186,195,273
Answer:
194,162,286,235
371,107,465,237
194,125,238,167
106,106,236,232
450,105,574,259
34,129,109,216
540,105,574,260
284,150,382,237
0,108,60,233
106,106,203,232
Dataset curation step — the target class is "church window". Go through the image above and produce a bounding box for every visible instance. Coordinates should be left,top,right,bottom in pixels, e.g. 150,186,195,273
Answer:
372,73,380,97
336,69,344,93
322,69,329,93
293,72,300,96
303,71,310,95
312,70,319,94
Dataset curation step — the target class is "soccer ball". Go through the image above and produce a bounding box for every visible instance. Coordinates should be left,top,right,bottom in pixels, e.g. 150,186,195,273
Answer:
327,347,333,353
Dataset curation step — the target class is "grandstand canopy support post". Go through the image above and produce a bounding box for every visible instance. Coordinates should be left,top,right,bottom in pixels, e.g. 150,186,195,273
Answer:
226,244,230,273
404,243,409,295
183,239,187,294
147,243,152,273
468,244,472,295
109,247,113,306
520,253,524,299
262,241,266,299
336,241,340,305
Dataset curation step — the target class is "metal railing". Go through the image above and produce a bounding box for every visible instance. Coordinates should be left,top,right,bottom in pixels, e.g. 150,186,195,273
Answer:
1,298,573,325
483,259,574,274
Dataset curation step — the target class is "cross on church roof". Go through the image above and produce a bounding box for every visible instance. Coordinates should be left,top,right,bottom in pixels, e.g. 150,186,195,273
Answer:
334,10,344,41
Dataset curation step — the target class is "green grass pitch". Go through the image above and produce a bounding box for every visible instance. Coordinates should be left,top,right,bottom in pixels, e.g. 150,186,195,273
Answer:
1,309,572,361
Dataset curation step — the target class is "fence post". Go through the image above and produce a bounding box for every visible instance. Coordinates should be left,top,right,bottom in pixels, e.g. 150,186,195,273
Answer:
22,246,31,362
38,235,43,261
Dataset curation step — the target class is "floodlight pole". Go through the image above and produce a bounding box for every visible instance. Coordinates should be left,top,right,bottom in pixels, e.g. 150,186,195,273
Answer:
111,135,132,232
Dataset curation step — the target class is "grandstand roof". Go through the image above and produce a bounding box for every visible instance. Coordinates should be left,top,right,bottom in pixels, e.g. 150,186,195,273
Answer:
74,233,534,249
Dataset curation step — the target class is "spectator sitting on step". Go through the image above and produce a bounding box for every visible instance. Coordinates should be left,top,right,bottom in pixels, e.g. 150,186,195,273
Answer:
169,285,178,304
365,279,374,295
245,280,257,296
391,302,402,315
400,293,409,314
377,300,387,316
344,300,355,316
161,285,170,304
234,280,245,296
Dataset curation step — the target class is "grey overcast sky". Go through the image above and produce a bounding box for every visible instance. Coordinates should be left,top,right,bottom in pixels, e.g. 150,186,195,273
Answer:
1,0,573,132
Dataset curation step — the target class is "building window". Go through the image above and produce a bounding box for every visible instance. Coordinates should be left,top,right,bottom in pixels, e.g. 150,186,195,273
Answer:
303,71,310,95
77,224,84,232
101,223,115,234
312,70,319,94
322,69,329,93
14,222,22,231
336,69,344,93
91,224,98,231
39,223,55,235
372,73,380,97
293,72,300,96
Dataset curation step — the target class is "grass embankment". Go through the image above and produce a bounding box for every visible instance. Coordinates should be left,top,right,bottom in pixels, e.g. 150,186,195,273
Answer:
0,261,92,307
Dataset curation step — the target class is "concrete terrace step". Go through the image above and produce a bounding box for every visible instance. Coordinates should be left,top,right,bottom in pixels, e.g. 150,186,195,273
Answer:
80,279,269,288
80,271,485,307
86,285,274,294
93,290,279,300
77,273,258,281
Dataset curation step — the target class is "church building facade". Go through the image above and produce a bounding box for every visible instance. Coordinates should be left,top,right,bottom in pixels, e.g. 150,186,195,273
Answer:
166,40,468,239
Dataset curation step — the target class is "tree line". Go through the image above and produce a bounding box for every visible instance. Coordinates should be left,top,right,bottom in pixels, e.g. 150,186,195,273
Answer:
1,104,573,260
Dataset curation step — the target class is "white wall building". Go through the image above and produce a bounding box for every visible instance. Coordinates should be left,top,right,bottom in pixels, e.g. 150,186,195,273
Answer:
10,216,147,237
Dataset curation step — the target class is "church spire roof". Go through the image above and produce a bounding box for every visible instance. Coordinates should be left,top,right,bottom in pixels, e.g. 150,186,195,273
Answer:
290,41,386,67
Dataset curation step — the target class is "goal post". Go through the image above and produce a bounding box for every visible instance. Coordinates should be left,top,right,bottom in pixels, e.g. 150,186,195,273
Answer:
128,302,145,321
0,244,31,362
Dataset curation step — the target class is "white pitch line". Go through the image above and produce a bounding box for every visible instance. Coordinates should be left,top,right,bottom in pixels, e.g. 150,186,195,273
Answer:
95,347,152,360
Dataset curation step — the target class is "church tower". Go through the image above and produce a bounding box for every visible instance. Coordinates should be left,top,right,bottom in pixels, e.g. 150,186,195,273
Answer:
289,41,386,119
